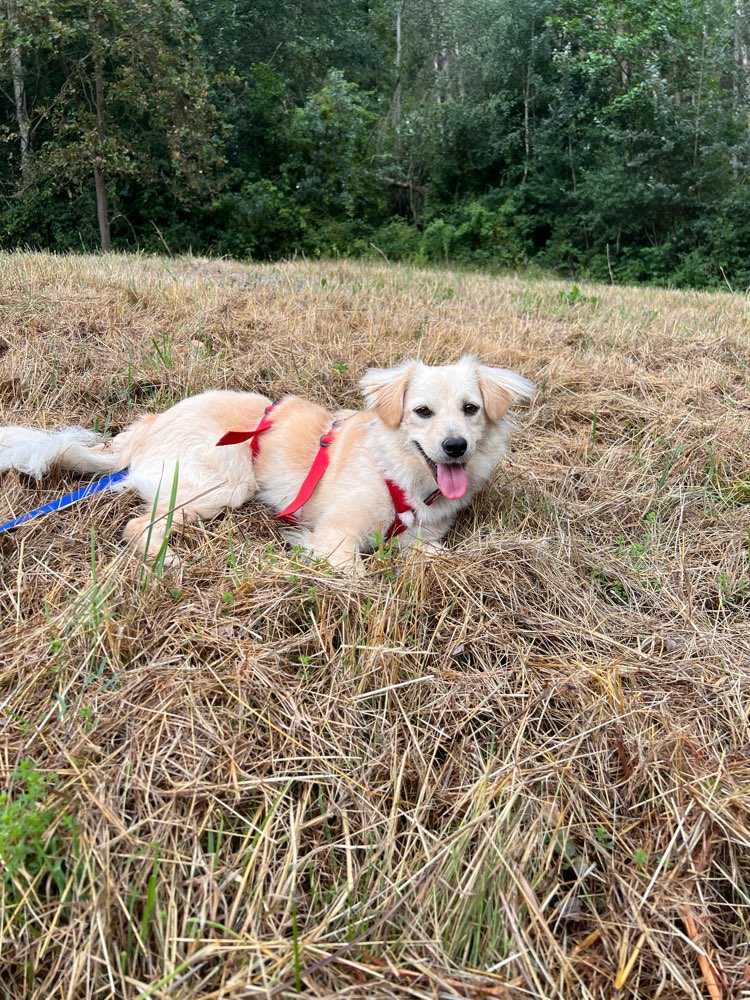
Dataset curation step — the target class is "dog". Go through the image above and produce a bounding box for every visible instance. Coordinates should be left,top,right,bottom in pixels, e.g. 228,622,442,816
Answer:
0,356,533,570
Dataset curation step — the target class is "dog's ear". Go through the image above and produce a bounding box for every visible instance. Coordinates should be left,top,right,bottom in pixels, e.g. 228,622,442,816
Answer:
360,361,416,428
476,364,535,423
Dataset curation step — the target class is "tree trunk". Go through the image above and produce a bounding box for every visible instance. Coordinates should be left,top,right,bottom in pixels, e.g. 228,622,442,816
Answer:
735,0,749,82
393,0,403,148
93,46,111,251
6,0,31,186
94,162,111,251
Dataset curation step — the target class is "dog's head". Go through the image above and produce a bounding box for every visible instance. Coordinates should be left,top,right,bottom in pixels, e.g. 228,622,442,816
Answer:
360,355,534,499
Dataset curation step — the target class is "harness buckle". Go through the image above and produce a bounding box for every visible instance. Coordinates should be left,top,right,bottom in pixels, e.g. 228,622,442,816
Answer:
319,419,342,448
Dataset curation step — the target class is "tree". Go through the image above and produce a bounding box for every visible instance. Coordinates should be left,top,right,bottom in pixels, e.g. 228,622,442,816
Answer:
1,0,222,250
4,0,31,185
537,0,750,280
2,0,750,285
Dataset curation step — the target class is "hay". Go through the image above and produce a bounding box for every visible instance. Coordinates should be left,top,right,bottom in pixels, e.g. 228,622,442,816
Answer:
1,252,749,998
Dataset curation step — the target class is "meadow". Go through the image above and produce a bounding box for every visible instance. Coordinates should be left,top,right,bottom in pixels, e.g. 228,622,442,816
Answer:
0,252,748,998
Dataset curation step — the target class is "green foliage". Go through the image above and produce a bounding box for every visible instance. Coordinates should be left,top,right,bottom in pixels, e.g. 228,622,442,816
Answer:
354,193,531,269
1,0,750,286
595,824,614,850
207,180,306,258
423,195,532,268
283,71,375,217
206,68,379,259
0,759,73,893
0,0,223,251
0,183,99,250
367,219,422,261
532,0,750,286
559,285,600,306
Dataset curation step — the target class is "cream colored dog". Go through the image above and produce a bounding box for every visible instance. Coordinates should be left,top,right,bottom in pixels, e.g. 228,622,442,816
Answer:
0,356,533,569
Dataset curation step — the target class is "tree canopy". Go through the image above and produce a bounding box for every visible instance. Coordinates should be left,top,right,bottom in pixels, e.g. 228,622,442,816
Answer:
1,0,749,288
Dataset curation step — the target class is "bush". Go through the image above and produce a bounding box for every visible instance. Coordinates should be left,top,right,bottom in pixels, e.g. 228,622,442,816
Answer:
0,187,99,252
206,180,308,259
368,219,422,261
420,218,453,263
418,194,531,269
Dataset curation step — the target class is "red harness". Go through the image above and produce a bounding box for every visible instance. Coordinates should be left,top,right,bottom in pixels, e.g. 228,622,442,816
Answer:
216,402,440,536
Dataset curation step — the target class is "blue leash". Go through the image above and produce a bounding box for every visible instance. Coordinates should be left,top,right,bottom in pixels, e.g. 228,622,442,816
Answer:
0,468,129,535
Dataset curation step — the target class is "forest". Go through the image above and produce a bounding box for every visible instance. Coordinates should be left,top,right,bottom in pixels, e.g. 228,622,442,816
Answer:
2,0,750,289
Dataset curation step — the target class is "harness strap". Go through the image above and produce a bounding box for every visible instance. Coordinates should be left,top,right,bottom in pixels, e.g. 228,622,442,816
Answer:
275,421,341,523
384,481,442,539
216,406,342,525
384,480,412,539
0,468,129,536
216,401,280,455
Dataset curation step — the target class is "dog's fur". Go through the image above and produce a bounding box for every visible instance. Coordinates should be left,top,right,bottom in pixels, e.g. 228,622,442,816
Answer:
0,356,533,569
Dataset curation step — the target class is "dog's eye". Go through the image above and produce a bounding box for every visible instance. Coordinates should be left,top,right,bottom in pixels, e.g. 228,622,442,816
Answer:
414,406,433,419
463,402,480,416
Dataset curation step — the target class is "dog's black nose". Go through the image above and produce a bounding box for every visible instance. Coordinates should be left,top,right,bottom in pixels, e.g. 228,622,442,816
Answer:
442,436,467,458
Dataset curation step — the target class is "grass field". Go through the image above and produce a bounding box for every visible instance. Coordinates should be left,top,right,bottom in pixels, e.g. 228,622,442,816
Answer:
1,252,749,999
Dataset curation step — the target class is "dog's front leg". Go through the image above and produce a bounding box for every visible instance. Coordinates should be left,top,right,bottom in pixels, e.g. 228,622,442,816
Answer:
401,520,449,555
302,524,365,575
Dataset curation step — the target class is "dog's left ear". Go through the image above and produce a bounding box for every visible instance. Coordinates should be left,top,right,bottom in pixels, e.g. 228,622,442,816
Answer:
360,361,416,428
476,364,535,423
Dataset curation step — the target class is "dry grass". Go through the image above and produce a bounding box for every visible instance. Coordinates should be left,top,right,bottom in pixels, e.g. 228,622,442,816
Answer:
1,251,749,999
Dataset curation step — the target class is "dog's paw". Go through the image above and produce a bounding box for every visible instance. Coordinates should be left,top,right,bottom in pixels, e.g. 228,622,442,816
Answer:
417,539,445,555
157,548,181,569
403,533,445,557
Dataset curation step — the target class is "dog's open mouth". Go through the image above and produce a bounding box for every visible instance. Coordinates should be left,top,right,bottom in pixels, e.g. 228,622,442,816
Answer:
414,442,468,500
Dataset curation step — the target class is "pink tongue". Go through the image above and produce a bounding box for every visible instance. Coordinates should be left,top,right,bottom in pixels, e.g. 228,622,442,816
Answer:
436,463,468,500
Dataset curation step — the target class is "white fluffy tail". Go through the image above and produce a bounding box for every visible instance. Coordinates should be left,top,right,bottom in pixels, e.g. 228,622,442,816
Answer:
0,425,123,479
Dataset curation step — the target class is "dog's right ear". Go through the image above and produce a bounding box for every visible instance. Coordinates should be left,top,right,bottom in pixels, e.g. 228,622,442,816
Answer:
360,361,416,428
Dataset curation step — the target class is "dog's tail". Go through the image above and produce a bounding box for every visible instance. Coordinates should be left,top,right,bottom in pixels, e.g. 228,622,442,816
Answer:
0,424,131,480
